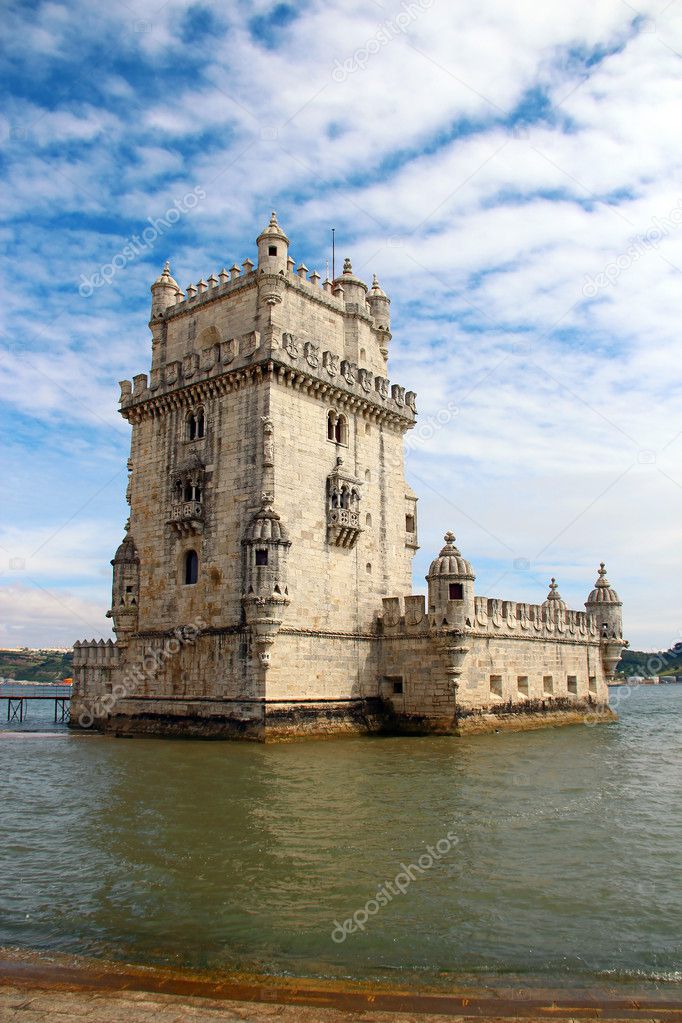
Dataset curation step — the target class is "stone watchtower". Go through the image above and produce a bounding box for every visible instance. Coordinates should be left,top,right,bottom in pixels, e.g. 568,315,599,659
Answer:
71,214,419,738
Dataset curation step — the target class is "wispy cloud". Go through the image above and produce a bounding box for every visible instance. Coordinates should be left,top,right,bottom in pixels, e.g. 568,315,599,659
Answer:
1,0,680,647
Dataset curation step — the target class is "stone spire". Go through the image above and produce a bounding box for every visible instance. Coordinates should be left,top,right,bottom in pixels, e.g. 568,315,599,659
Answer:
586,563,621,605
543,578,566,610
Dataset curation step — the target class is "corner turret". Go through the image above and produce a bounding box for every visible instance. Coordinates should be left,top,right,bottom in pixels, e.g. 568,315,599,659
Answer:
426,532,475,627
257,211,289,274
586,563,625,679
150,261,181,319
106,529,139,643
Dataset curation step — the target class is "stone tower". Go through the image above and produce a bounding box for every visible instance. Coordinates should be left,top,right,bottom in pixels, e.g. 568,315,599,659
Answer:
72,213,419,737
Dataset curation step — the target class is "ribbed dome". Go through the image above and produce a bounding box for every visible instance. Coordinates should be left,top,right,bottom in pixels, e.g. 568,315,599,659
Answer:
543,578,566,611
427,532,475,580
112,532,138,565
244,497,290,544
257,210,289,244
586,563,621,605
151,260,179,291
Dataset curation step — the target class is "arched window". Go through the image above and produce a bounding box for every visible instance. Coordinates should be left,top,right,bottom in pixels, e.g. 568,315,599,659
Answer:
327,410,348,445
186,409,205,440
360,347,366,362
184,481,193,502
365,513,372,527
364,469,371,482
335,414,348,444
184,550,198,585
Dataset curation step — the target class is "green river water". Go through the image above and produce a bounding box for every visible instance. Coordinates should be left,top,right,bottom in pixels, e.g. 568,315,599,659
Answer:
0,684,680,993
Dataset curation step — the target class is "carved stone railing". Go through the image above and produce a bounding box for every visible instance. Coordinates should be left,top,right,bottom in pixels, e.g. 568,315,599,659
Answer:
169,501,204,536
327,507,361,548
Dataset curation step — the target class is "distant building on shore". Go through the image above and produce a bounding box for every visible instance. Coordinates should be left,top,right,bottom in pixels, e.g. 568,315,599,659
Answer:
71,214,626,741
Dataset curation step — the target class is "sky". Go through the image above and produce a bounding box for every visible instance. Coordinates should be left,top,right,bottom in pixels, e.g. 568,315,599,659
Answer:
0,0,681,651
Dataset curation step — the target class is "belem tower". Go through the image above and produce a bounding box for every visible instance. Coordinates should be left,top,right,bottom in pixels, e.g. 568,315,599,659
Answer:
71,213,626,740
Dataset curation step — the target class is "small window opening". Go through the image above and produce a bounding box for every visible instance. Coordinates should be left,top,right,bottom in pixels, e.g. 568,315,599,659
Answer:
567,675,578,695
196,410,205,438
255,549,268,566
543,675,553,695
406,513,416,533
517,675,529,696
365,513,372,527
366,562,372,574
392,680,404,695
589,676,597,694
448,582,464,600
184,550,198,585
360,347,366,361
364,469,371,482
490,674,503,698
187,413,197,440
268,245,277,256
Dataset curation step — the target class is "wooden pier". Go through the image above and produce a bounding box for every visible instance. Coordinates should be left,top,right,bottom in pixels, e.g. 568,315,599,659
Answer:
0,687,71,724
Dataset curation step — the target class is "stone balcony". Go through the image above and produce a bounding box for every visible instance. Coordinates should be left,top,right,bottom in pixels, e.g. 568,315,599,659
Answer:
327,507,361,548
169,501,204,537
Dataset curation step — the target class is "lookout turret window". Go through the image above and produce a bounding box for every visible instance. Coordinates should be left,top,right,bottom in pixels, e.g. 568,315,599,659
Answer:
449,583,463,600
255,550,268,566
269,245,277,256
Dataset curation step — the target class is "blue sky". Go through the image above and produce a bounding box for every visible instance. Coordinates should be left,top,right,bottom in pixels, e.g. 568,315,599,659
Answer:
1,0,681,649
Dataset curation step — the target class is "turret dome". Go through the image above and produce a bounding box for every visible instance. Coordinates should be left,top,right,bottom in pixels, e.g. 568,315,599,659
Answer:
586,563,621,605
257,211,289,245
543,578,566,611
244,495,290,544
111,531,138,566
152,260,179,291
427,532,475,580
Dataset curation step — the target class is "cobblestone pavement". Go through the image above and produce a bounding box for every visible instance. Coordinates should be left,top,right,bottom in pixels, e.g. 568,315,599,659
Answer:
0,983,496,1022
1,984,678,1023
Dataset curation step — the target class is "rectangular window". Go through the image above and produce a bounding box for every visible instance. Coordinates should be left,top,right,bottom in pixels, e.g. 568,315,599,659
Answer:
268,245,277,256
392,680,404,695
383,676,403,695
588,676,597,694
448,582,464,600
255,550,268,566
567,675,578,695
517,675,529,696
405,513,416,533
490,674,503,698
543,675,553,695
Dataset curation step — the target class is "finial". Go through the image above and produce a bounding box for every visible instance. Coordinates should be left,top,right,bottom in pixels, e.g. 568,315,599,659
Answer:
343,256,352,274
336,456,344,466
269,211,278,226
372,273,379,287
163,260,170,274
599,562,607,576
444,531,456,544
261,492,274,508
550,578,558,591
